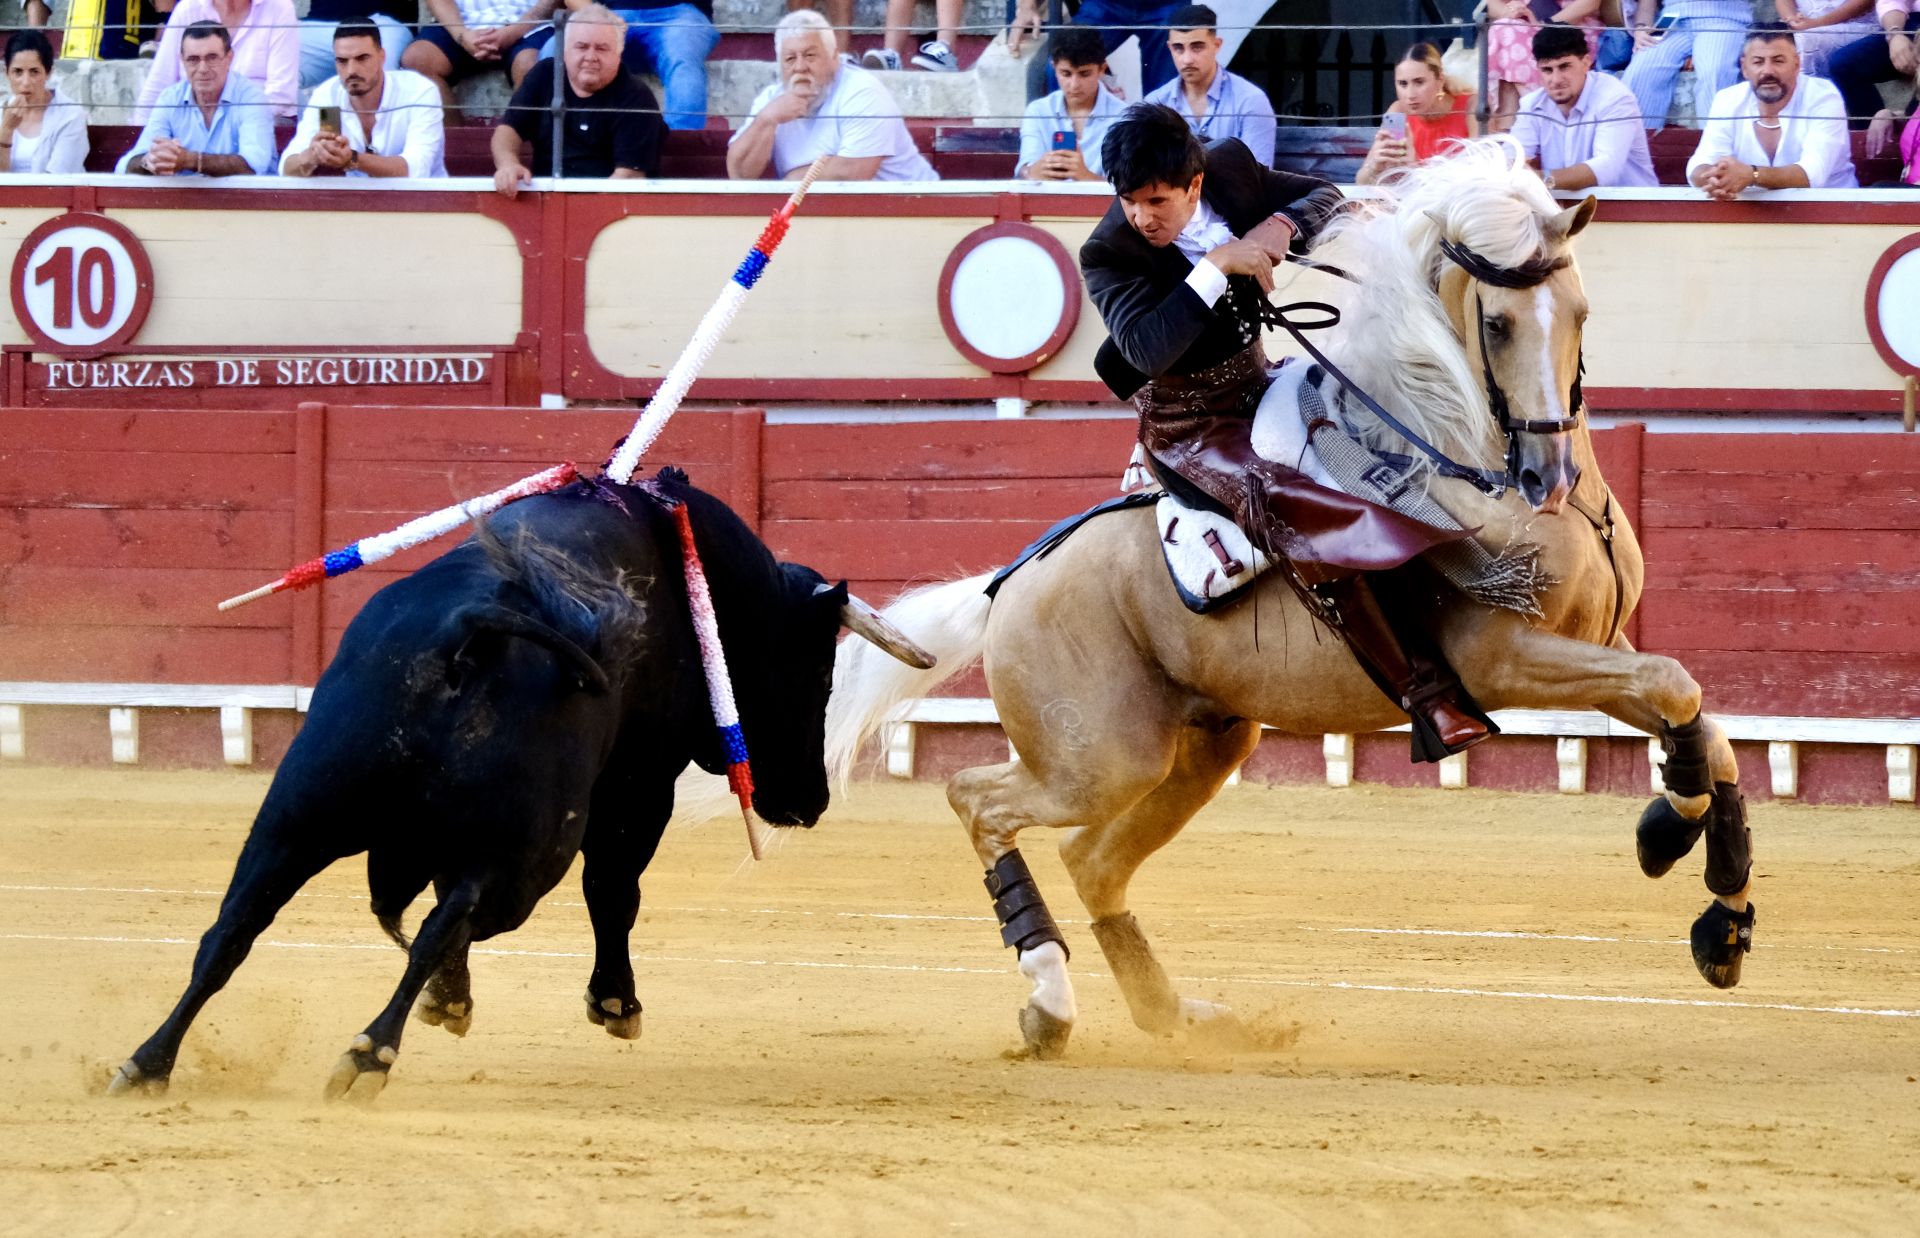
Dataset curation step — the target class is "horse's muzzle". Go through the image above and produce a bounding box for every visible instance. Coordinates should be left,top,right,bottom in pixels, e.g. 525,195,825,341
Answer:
1514,432,1581,514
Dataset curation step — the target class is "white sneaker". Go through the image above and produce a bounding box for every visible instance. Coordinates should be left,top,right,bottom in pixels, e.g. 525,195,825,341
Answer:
912,39,959,71
860,47,902,70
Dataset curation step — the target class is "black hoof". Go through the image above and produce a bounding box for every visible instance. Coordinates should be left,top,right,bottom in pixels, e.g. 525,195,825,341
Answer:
584,990,643,1041
323,1034,394,1102
1691,900,1756,990
1017,1003,1072,1061
1636,796,1706,879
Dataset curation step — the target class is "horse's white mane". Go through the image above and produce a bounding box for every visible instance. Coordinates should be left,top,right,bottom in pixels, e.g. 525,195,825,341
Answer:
1309,136,1571,472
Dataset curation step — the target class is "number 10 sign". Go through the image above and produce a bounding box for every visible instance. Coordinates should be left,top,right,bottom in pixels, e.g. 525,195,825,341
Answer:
10,213,154,358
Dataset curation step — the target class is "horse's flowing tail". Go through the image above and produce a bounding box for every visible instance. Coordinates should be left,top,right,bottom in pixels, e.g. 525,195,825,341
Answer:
824,572,995,791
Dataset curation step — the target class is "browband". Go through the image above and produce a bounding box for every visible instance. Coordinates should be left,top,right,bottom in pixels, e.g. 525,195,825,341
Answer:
1439,237,1569,289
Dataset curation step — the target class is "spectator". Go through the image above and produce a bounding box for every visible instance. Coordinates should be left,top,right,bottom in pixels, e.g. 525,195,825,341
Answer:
1687,25,1856,196
787,0,851,57
1511,23,1656,187
1777,0,1879,77
540,0,718,129
1484,0,1604,132
727,10,938,181
1355,42,1477,185
1143,4,1276,166
299,0,416,88
0,31,89,175
492,5,664,196
136,0,300,121
860,0,963,71
282,22,447,178
402,0,559,109
1621,0,1750,131
1597,0,1639,70
1863,50,1918,181
1008,0,1183,101
1017,25,1122,180
119,22,277,176
1829,1,1919,128
21,0,49,28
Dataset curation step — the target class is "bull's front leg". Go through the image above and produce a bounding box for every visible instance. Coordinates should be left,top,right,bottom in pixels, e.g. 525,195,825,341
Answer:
579,785,671,1041
1460,623,1753,988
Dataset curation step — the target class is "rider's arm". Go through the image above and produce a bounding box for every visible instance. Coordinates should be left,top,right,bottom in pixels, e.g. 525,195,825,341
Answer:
1081,234,1217,379
1215,137,1343,251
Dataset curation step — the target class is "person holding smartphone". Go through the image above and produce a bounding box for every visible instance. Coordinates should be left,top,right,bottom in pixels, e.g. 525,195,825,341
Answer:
1355,43,1477,185
1016,26,1123,181
282,22,446,178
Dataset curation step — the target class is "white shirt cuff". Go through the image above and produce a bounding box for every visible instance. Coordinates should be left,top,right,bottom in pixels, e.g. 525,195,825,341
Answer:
1185,257,1229,307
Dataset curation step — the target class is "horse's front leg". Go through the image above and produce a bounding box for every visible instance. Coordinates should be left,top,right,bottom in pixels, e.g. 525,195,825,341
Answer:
1457,621,1754,988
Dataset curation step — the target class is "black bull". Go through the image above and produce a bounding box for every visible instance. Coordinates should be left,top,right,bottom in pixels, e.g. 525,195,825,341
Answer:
108,472,931,1100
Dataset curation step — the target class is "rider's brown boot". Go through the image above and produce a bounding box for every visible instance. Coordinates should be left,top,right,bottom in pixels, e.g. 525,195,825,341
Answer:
1314,573,1493,762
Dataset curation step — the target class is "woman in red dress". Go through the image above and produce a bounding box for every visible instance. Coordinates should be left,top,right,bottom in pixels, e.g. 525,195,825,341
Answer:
1356,43,1479,185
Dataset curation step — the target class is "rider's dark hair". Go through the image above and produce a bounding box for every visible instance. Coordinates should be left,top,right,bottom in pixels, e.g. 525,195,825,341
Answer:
1048,25,1107,69
4,29,53,70
1743,22,1795,47
1531,23,1588,62
1103,102,1206,196
333,21,383,48
1167,4,1217,32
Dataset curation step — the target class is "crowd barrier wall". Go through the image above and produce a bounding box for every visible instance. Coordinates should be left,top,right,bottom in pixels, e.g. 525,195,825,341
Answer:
3,405,1916,804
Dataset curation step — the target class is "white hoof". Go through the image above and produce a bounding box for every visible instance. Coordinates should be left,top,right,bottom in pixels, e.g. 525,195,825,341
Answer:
1014,942,1076,1060
415,994,473,1038
322,1036,393,1103
106,1059,166,1097
1018,1002,1072,1060
585,994,642,1041
1177,998,1251,1052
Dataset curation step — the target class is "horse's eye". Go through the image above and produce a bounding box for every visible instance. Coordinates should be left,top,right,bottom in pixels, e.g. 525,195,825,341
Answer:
1483,316,1510,340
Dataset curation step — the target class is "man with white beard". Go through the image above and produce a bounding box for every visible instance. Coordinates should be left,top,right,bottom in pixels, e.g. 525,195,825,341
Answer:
1687,24,1857,197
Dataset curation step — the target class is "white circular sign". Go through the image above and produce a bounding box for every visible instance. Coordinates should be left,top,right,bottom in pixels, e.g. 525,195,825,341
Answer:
948,235,1069,363
17,222,145,350
1875,249,1920,374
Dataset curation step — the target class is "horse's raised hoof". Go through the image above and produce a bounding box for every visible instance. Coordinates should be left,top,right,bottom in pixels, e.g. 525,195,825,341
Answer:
105,1059,167,1097
323,1034,395,1102
1017,1003,1072,1061
414,993,473,1038
584,991,643,1041
1690,900,1755,990
1636,795,1706,879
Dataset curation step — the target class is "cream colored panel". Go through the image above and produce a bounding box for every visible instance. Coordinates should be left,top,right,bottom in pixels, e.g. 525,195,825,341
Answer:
1576,221,1912,392
110,210,521,348
1025,217,1100,382
583,214,996,381
0,208,77,346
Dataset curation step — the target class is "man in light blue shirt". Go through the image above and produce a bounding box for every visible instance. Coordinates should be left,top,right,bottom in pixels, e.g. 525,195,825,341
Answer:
118,21,277,177
1017,26,1126,180
1143,4,1277,167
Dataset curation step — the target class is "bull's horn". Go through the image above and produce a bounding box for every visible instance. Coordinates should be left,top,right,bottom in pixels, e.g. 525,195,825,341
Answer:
834,592,937,669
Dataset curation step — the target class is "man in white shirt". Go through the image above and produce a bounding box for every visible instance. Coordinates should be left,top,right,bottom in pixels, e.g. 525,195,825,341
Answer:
1687,24,1857,198
1509,23,1656,190
1016,26,1124,180
725,9,937,182
283,24,448,178
1143,4,1276,167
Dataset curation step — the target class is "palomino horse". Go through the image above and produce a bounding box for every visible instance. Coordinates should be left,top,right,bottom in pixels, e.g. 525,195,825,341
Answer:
824,140,1753,1059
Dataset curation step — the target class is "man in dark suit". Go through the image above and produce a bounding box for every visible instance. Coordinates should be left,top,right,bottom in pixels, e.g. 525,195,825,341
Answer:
1081,103,1491,760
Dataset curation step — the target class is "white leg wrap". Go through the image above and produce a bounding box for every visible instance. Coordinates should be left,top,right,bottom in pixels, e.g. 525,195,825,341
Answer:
1019,941,1076,1025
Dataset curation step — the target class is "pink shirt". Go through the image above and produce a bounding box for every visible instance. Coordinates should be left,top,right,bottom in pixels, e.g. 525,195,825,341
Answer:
1901,112,1920,186
1877,0,1917,20
134,0,300,121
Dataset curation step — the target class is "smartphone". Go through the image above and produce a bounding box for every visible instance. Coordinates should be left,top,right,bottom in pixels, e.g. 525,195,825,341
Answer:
1651,12,1677,38
1051,129,1077,153
1380,111,1407,141
318,105,341,135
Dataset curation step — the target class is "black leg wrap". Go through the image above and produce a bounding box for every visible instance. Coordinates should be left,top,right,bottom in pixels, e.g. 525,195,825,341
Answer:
1658,714,1714,800
1635,796,1706,879
1690,899,1756,990
1089,913,1179,1033
1702,781,1752,897
984,849,1068,960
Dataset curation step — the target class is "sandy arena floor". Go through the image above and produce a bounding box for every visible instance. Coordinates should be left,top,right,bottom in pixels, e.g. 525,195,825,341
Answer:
1,766,1917,1236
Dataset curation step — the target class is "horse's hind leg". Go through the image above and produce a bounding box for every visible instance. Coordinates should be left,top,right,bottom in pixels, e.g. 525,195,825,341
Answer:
1061,720,1260,1044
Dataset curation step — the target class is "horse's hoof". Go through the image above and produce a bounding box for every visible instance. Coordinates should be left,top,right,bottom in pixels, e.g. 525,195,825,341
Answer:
414,994,473,1038
1636,795,1706,879
105,1059,167,1097
584,992,643,1041
323,1034,394,1102
1018,1003,1072,1061
1178,999,1251,1052
1691,900,1755,990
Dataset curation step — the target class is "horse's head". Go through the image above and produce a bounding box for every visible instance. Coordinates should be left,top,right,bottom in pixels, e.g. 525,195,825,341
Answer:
1434,195,1596,515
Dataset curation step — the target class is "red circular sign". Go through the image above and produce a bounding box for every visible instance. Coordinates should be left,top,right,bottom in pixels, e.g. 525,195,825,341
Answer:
1865,232,1920,380
10,212,155,359
936,222,1081,375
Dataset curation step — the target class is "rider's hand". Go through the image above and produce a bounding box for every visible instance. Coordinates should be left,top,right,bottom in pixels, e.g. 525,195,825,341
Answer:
1204,237,1275,292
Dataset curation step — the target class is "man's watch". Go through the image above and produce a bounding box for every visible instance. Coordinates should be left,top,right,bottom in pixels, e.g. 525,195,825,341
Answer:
347,148,360,172
1543,171,1558,191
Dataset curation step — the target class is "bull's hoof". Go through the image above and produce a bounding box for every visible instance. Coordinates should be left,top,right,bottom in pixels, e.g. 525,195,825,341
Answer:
414,993,473,1038
323,1034,395,1102
1636,796,1706,879
105,1059,168,1097
1017,1003,1072,1061
584,991,642,1041
1691,900,1756,990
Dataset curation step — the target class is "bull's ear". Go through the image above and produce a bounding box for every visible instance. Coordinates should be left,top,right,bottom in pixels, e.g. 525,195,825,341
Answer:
810,579,850,609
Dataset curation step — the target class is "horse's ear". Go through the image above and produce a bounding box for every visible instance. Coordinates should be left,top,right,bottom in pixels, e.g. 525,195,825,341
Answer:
1552,196,1599,239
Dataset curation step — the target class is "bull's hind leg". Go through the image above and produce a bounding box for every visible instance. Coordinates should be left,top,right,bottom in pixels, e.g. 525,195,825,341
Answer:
1060,721,1260,1046
325,879,484,1102
109,808,346,1096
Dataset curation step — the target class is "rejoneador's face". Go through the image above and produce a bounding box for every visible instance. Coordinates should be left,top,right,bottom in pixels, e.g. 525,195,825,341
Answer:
1121,176,1203,247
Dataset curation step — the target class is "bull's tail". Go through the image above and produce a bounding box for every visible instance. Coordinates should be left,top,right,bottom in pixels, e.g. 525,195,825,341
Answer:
824,573,994,791
377,913,412,951
462,604,611,695
472,516,647,693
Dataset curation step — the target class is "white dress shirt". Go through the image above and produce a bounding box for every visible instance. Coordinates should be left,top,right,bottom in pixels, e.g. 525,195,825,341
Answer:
281,70,447,178
1175,197,1236,306
1510,70,1657,188
1685,75,1857,191
736,64,937,182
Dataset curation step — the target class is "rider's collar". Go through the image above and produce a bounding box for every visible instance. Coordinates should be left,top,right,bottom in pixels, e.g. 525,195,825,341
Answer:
1439,237,1569,290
